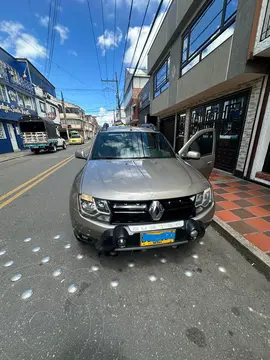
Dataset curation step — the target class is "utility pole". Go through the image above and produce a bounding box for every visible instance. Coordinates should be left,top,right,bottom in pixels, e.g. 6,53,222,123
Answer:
102,73,121,122
61,91,69,141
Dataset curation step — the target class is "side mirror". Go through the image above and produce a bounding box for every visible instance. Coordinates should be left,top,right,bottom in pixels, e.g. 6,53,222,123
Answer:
75,150,87,160
182,151,201,160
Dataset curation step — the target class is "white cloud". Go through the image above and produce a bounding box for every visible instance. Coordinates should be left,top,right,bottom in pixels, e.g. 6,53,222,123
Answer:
68,49,78,56
124,4,171,68
97,27,122,56
54,24,69,44
0,20,46,60
96,107,114,126
40,15,49,27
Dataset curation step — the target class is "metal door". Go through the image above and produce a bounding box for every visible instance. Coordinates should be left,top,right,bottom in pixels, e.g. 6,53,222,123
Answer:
7,123,19,151
189,92,249,173
175,113,186,153
160,116,175,147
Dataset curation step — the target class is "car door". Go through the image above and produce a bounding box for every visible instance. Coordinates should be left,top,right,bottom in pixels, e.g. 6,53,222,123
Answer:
178,129,216,179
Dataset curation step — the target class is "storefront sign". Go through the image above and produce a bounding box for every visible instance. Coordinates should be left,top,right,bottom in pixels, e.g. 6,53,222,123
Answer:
0,103,31,116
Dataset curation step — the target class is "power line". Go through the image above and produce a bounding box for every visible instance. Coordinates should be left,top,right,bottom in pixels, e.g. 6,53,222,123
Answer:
85,0,109,109
128,0,151,69
44,0,53,76
2,22,89,87
139,0,172,70
86,0,103,82
100,0,108,80
112,0,117,78
120,0,165,104
47,0,62,78
118,0,134,87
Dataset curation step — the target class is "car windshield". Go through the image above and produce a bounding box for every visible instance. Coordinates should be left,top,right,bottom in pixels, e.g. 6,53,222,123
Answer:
71,135,81,138
91,131,175,160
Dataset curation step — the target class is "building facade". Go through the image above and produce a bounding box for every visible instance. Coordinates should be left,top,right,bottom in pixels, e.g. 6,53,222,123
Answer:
148,0,269,181
85,115,98,137
58,101,87,140
247,0,270,186
0,48,37,154
17,60,60,126
138,80,157,126
123,68,149,126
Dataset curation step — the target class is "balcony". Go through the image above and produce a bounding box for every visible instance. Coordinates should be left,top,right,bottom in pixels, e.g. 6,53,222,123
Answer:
0,61,34,95
261,0,270,41
254,0,270,57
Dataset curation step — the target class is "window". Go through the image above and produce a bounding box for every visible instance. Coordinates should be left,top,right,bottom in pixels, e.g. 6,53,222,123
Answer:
40,101,46,113
0,61,8,80
181,0,238,75
92,132,175,160
0,121,7,139
154,57,170,98
50,106,56,116
0,83,9,103
24,96,34,110
261,0,270,41
17,94,25,107
189,132,213,156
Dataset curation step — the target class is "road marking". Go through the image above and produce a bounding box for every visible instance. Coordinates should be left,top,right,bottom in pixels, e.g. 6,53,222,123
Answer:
0,154,74,203
0,156,74,210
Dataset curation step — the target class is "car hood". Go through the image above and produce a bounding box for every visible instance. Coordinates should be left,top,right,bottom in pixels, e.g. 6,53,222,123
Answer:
81,158,210,201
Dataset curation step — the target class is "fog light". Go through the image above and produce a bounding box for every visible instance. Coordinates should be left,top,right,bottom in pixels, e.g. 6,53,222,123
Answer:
117,237,126,248
190,230,199,239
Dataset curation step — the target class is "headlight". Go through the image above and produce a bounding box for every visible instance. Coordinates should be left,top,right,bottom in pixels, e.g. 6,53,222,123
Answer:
195,187,213,214
79,194,97,216
79,194,110,219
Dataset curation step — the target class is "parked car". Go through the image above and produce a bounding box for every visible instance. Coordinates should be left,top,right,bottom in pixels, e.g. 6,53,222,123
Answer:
70,126,216,253
69,134,84,145
19,115,66,154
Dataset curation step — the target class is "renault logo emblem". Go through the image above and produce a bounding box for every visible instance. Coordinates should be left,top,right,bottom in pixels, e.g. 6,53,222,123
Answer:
149,201,164,221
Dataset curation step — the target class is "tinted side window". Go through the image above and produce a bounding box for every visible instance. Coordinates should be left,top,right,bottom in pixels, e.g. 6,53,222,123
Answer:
189,132,213,156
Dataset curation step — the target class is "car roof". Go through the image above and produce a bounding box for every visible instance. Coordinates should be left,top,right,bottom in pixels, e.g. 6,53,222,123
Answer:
100,126,158,133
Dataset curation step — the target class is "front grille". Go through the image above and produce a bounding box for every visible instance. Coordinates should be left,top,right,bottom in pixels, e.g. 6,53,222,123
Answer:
109,197,195,225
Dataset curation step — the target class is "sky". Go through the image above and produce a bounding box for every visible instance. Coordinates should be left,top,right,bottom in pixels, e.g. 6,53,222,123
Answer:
0,0,171,125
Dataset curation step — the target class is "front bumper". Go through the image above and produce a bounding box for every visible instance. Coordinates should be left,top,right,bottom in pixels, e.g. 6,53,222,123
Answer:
70,202,215,252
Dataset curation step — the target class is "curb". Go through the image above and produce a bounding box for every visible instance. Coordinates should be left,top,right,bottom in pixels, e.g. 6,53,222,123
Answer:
212,215,270,280
0,152,31,164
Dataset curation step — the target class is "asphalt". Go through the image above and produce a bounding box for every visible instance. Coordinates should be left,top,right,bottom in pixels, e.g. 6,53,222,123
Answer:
0,144,270,360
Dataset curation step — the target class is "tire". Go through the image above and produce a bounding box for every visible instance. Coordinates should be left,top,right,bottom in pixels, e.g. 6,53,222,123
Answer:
34,149,40,155
62,142,67,150
51,144,57,153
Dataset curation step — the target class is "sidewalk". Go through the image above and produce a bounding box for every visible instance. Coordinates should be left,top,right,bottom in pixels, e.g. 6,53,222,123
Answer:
0,150,31,164
210,169,270,260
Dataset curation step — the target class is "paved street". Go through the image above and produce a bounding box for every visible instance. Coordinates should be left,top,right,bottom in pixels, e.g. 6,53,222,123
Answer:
0,144,270,360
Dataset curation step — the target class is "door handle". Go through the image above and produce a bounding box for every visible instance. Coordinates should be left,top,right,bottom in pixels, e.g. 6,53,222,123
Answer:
207,161,213,165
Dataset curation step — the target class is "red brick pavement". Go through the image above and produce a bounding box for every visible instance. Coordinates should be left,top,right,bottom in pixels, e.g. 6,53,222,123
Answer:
210,169,270,254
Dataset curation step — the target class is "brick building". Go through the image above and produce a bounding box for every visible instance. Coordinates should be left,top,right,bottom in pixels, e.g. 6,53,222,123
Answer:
123,68,149,126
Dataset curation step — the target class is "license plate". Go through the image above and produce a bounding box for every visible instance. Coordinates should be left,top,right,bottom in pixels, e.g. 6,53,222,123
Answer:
140,229,176,247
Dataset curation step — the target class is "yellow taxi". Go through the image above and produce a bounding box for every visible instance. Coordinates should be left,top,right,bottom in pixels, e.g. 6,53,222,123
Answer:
69,134,84,145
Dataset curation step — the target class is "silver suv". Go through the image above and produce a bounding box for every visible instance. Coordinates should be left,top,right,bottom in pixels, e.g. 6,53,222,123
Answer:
70,126,216,253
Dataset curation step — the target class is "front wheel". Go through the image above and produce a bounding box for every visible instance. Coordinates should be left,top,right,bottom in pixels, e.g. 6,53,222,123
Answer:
62,142,67,150
34,149,40,155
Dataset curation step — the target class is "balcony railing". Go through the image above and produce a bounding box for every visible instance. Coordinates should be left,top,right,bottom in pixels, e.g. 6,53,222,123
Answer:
0,61,34,95
261,0,270,41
